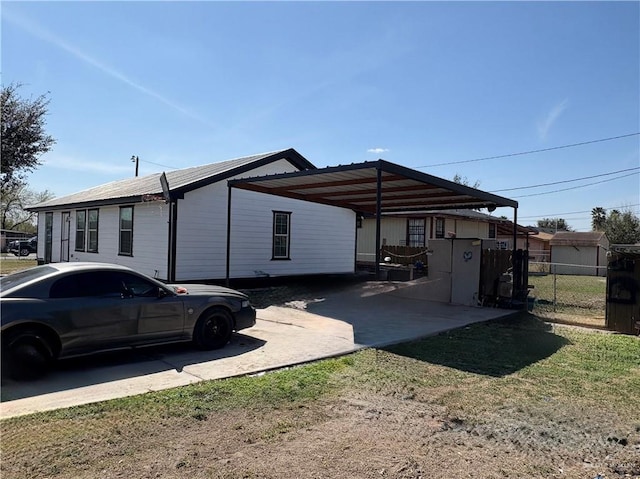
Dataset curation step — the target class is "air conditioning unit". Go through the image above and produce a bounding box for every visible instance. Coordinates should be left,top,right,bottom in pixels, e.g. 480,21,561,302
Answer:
496,240,509,250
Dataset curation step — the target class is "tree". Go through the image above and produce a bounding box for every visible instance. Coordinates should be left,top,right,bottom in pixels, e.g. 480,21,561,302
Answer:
591,207,606,231
604,209,640,244
452,174,480,189
537,218,573,232
0,183,54,232
1,83,56,188
452,174,482,210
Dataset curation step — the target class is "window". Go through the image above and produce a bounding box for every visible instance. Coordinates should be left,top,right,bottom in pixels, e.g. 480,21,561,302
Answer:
75,209,99,252
49,271,159,298
87,209,99,252
75,210,86,251
272,211,291,260
50,272,122,298
435,218,445,239
119,206,134,256
488,223,496,239
407,218,426,247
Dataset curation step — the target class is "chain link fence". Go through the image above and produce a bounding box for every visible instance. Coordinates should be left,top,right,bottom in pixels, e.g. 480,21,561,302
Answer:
528,262,607,326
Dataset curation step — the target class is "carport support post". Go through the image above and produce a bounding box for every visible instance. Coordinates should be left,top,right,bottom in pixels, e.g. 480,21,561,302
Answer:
375,165,382,279
226,184,232,287
511,207,517,302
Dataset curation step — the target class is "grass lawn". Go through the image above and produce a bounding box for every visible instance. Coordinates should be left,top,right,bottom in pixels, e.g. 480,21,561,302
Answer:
0,256,37,275
528,273,607,323
2,314,639,478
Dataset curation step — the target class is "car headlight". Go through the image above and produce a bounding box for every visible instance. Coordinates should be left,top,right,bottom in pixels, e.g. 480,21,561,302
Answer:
241,300,250,308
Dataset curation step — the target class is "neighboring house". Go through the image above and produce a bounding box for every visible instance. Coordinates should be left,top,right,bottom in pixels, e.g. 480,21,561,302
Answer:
28,149,357,282
549,231,609,276
495,229,552,261
527,231,553,262
357,209,520,263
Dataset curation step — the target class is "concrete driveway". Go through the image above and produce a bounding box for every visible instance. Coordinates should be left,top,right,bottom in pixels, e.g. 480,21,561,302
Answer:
0,278,516,419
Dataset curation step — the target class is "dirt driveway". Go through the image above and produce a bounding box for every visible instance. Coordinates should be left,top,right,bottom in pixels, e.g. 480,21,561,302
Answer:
0,277,515,419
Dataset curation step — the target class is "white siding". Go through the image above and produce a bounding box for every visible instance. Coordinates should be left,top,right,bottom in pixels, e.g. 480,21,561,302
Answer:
430,218,488,239
175,159,356,280
551,246,605,276
357,216,492,262
230,192,355,278
38,204,169,280
356,217,407,263
456,220,488,239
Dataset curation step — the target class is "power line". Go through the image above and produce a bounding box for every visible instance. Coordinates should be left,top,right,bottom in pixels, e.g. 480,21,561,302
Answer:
492,167,640,192
517,203,640,219
139,159,178,170
415,132,640,168
511,171,639,198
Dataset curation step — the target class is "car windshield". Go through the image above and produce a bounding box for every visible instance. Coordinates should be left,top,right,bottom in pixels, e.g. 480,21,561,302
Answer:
0,266,57,292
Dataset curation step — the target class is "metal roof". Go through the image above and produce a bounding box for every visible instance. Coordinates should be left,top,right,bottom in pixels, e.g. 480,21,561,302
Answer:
29,149,313,211
229,160,518,214
549,231,608,247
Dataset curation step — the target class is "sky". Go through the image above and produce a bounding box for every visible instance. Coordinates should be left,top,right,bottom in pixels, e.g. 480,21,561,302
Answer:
2,1,639,232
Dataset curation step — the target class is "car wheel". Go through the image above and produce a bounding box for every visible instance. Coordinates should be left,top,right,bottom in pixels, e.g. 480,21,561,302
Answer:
3,333,53,381
193,308,233,350
19,248,30,257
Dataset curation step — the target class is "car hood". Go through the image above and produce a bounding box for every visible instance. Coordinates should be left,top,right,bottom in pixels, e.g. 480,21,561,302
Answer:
167,284,248,299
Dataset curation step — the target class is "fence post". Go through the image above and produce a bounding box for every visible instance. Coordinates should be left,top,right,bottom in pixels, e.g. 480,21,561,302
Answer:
552,263,557,313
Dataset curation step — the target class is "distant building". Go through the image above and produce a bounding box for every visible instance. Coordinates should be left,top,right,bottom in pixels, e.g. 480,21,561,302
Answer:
549,231,609,276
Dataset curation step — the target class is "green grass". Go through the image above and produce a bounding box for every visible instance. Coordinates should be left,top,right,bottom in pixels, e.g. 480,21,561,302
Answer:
0,256,37,275
528,273,607,318
2,314,639,478
351,315,639,414
3,314,637,429
3,356,351,426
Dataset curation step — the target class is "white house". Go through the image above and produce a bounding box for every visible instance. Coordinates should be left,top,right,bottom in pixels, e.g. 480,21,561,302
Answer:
29,149,357,282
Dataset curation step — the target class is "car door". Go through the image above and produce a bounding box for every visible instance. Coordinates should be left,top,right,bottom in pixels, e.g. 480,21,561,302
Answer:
117,272,186,342
49,271,141,355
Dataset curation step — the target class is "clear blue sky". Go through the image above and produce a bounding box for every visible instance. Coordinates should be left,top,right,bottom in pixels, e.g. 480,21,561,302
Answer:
3,1,639,232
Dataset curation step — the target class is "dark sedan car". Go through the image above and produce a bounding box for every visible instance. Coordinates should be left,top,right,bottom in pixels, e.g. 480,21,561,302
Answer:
1,262,256,380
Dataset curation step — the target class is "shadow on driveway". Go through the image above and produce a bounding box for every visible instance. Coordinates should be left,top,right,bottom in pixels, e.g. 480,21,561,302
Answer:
384,314,571,377
1,333,265,402
298,279,519,347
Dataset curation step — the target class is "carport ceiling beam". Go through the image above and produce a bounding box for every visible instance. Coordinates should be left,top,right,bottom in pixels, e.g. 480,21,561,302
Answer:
255,174,407,194
231,181,370,211
303,185,443,201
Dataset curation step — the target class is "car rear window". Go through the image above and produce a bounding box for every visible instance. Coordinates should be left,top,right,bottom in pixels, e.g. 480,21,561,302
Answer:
0,266,57,293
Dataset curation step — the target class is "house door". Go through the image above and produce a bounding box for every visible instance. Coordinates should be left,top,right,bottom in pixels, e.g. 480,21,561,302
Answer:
60,212,70,262
44,212,53,263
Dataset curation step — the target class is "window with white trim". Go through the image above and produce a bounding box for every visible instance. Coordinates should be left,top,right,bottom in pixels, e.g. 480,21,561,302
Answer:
119,206,134,256
75,210,86,252
435,217,445,239
75,208,99,253
407,218,426,247
488,223,496,239
272,211,291,260
87,209,99,253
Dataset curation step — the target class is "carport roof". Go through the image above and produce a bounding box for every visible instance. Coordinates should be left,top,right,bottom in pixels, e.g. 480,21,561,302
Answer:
228,159,517,214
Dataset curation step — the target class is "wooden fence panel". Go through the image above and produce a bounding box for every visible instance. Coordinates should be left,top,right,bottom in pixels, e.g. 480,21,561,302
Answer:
480,249,512,304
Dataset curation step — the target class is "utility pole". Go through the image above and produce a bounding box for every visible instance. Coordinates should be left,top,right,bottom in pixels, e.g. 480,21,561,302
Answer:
131,155,139,177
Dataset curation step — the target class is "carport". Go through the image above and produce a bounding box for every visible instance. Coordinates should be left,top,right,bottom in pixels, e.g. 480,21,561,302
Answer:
226,159,519,286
